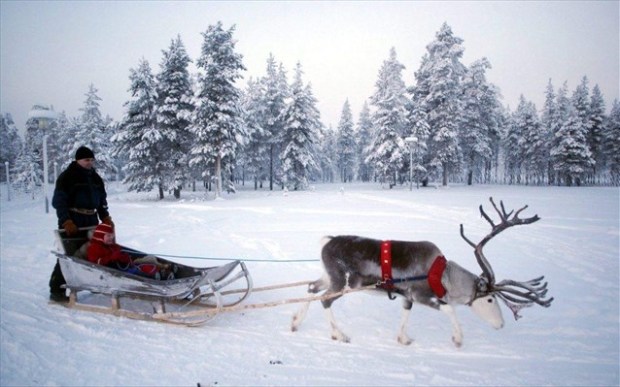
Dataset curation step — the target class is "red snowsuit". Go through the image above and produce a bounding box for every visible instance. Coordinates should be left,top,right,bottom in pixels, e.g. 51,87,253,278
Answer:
87,223,162,278
87,240,132,266
87,224,131,267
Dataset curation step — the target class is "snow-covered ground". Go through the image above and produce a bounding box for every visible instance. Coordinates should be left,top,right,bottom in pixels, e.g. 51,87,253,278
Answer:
1,182,618,386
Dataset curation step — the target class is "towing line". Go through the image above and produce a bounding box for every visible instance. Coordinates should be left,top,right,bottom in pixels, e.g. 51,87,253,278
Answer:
122,251,321,263
163,280,379,322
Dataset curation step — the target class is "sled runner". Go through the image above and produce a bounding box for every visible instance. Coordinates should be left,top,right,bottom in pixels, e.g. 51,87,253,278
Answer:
51,228,253,326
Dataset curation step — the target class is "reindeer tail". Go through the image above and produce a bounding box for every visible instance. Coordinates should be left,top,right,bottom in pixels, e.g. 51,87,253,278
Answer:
320,235,333,249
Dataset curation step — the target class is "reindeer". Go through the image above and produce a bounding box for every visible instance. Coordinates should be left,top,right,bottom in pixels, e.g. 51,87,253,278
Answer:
291,198,553,347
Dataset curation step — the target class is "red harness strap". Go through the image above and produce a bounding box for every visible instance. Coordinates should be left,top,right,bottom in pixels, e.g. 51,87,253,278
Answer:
427,255,447,298
380,240,393,289
380,241,447,299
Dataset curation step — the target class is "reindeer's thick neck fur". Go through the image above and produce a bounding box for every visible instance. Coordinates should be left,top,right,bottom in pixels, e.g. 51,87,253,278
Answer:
442,261,478,304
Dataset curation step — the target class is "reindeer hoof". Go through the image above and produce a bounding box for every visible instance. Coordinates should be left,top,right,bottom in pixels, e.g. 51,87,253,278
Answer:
331,333,350,343
291,318,299,332
397,335,412,345
452,336,463,348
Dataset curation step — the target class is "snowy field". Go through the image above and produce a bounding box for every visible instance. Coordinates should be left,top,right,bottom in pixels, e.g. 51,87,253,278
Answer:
1,182,618,386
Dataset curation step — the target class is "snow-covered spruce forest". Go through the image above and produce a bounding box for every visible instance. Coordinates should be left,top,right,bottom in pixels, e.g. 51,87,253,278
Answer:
2,22,619,199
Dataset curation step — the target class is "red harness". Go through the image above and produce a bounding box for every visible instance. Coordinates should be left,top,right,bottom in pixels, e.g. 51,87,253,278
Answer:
380,240,447,298
427,255,447,298
380,241,394,289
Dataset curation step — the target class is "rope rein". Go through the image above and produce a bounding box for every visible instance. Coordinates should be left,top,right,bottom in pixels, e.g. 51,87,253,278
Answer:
120,250,320,263
177,282,380,318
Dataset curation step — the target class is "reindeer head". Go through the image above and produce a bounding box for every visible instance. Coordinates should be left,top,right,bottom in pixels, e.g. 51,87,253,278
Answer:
460,197,554,321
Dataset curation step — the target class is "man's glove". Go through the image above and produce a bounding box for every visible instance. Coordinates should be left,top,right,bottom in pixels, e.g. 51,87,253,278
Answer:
102,216,114,229
62,219,78,236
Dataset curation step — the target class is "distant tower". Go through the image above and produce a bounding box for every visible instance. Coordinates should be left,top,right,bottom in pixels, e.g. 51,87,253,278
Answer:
27,104,58,130
24,104,59,159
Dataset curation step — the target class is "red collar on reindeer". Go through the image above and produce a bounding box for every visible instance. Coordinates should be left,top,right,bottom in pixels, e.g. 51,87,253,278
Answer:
380,240,447,298
427,255,447,298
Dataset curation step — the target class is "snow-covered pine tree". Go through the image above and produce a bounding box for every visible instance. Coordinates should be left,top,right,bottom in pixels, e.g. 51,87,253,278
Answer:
458,58,502,185
42,114,64,184
603,99,620,186
106,120,125,182
366,47,408,187
550,107,594,186
260,54,289,190
412,23,466,186
279,63,322,190
112,59,161,196
12,147,41,199
49,112,70,173
73,84,114,178
548,81,571,184
555,81,572,125
240,78,267,189
541,79,557,184
570,76,595,184
503,98,524,184
317,126,338,183
516,99,546,185
55,115,83,170
404,98,429,186
356,102,374,182
0,113,23,180
23,113,45,173
53,114,71,164
155,35,195,199
189,22,246,197
336,99,356,183
587,84,606,183
494,106,511,184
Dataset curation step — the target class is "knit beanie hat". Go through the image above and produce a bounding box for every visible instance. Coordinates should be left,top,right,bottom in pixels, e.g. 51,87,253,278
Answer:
75,146,95,160
91,223,114,244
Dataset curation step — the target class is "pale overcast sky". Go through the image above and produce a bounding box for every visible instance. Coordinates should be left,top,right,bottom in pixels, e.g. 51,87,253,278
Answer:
1,1,618,135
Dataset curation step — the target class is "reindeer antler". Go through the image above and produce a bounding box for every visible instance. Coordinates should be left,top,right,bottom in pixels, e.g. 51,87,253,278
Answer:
460,197,553,320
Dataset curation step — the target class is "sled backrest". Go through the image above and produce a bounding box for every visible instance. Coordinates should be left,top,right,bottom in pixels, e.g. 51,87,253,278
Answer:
53,227,94,257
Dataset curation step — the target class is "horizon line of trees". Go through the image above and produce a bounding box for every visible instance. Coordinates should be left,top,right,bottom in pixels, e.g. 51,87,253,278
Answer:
2,21,619,200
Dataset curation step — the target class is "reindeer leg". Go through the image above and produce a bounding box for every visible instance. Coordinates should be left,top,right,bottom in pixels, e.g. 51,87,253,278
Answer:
321,288,350,342
397,300,413,345
440,303,463,347
291,301,310,332
324,306,350,343
292,276,330,332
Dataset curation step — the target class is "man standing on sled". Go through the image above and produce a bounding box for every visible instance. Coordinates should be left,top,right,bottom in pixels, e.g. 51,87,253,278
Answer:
49,146,114,301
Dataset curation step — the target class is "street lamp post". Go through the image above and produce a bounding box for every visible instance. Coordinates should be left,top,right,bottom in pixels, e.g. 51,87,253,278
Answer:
405,136,418,191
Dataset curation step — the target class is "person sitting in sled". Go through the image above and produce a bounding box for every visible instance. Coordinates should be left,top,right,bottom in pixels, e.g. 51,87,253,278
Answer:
87,223,174,280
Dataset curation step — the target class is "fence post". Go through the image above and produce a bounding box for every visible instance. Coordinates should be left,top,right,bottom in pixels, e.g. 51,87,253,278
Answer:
5,161,10,202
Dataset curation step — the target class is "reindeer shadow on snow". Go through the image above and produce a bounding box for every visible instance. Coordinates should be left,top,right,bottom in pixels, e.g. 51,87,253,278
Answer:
291,197,554,347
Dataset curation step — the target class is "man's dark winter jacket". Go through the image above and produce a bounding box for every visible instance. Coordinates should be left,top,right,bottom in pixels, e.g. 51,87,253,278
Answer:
52,161,110,228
